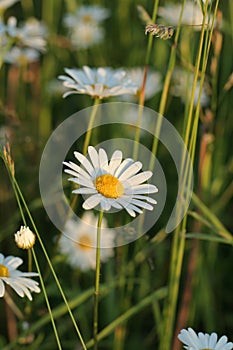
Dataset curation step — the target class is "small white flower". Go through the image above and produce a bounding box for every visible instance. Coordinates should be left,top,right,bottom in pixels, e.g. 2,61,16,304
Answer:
0,253,40,300
178,327,233,350
158,1,211,29
121,67,162,101
171,68,209,107
5,16,47,52
58,212,115,271
63,5,110,28
0,0,19,12
58,66,137,99
63,146,158,217
4,46,40,65
15,226,36,249
69,23,104,49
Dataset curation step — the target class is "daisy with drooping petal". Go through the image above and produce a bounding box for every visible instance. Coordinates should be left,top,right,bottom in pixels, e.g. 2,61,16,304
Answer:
15,226,36,249
63,146,158,217
0,253,40,300
58,212,115,271
178,327,233,350
58,66,137,99
68,23,104,49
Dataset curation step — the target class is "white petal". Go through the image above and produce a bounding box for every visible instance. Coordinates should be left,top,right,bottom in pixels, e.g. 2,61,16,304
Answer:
114,158,134,178
74,151,94,175
99,148,109,170
63,161,90,179
5,256,23,269
108,150,123,174
0,279,5,297
73,187,97,194
118,161,142,181
88,146,100,169
83,194,102,209
127,184,158,194
126,171,153,185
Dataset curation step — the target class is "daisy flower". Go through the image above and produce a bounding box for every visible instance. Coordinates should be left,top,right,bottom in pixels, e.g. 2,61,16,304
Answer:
63,146,158,217
15,226,36,250
63,5,110,28
4,46,40,65
178,328,233,349
158,1,211,29
58,212,115,271
0,253,40,300
68,23,104,49
171,67,209,107
5,16,47,52
121,67,162,101
58,66,137,99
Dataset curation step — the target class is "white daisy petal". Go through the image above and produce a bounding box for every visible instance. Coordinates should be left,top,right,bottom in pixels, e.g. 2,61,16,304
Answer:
63,161,90,179
99,148,109,170
114,158,134,178
88,146,100,170
108,150,123,174
118,161,142,181
127,171,153,186
83,194,102,209
73,188,97,194
74,151,94,175
0,279,5,297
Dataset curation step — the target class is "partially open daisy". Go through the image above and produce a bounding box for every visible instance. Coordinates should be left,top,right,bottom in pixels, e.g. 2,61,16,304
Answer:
0,253,40,300
58,66,137,99
58,212,115,271
63,146,158,217
178,327,233,350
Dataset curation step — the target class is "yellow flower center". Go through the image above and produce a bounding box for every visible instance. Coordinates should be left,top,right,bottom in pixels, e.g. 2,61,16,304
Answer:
0,264,9,277
82,15,93,23
77,235,93,250
94,174,124,198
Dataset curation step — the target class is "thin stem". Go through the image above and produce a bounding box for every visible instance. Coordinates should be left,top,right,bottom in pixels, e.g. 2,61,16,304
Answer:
32,248,63,350
93,210,104,350
83,98,100,155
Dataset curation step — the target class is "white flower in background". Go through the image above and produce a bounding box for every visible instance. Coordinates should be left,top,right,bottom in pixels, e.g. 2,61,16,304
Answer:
178,327,233,350
0,253,40,300
158,1,211,29
58,212,115,271
0,0,19,13
171,68,209,107
58,66,137,99
5,16,47,52
69,23,104,49
14,226,36,249
63,5,110,28
121,67,162,101
4,46,40,65
64,146,158,217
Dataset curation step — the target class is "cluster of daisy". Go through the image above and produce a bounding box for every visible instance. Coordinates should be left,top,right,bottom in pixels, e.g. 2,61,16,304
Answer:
0,1,47,66
63,5,110,50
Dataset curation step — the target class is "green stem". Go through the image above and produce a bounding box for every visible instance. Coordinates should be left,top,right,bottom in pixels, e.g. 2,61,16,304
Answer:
83,98,100,155
93,210,104,350
32,248,63,350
